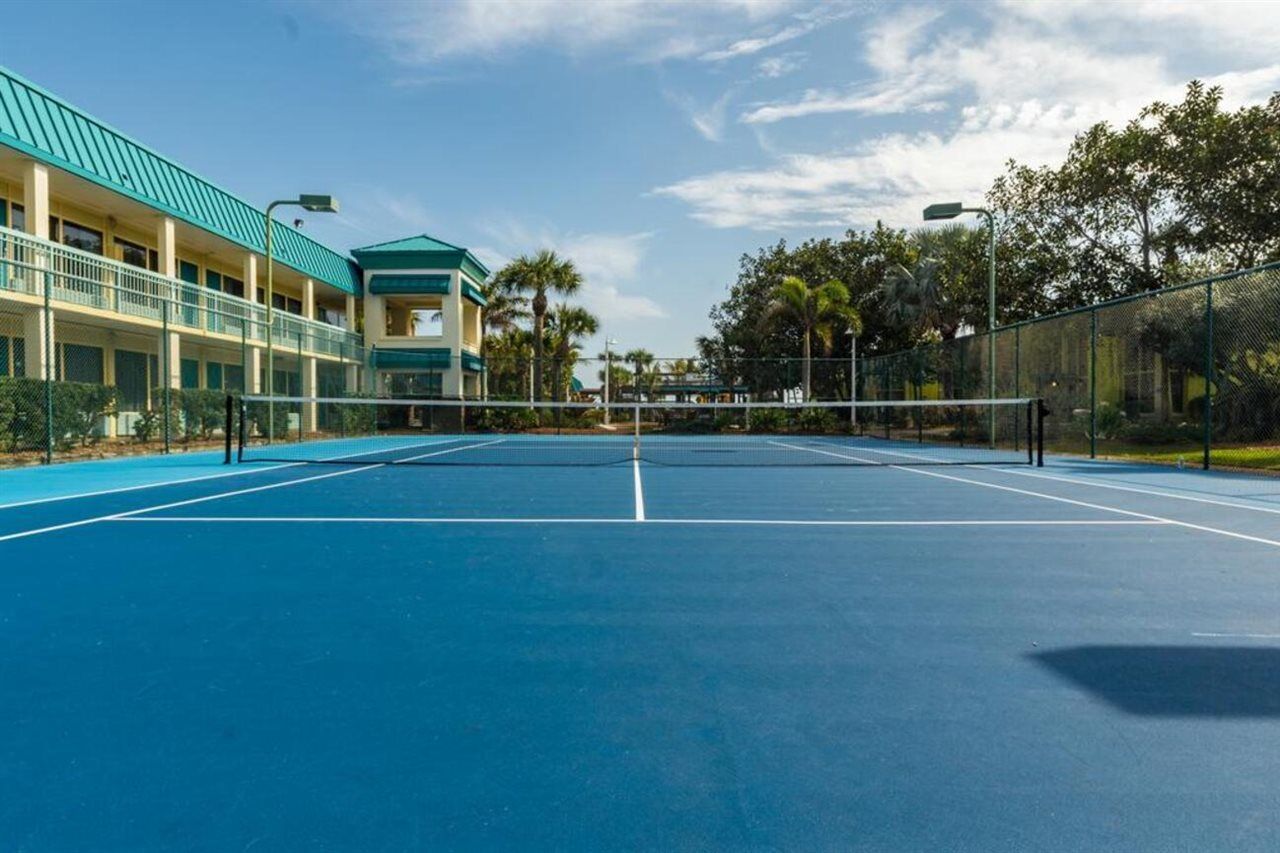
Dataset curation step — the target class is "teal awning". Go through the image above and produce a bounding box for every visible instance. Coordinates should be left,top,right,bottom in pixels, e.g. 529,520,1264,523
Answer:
368,274,450,295
461,352,485,373
371,348,452,369
461,280,487,306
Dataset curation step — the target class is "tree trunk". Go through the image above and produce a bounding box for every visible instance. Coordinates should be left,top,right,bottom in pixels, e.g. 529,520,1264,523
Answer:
531,290,547,402
802,328,812,401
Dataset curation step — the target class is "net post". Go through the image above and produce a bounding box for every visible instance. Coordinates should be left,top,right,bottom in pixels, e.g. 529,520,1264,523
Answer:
237,396,247,463
1036,399,1048,467
633,403,641,461
223,394,233,464
1025,399,1033,465
1089,307,1097,459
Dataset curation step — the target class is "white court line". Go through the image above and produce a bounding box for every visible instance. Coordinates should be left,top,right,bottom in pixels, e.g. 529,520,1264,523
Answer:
1191,632,1280,640
984,466,1280,517
0,438,516,544
393,438,506,463
0,465,380,544
633,459,646,521
0,435,474,514
0,462,302,511
772,441,1280,550
111,516,1166,527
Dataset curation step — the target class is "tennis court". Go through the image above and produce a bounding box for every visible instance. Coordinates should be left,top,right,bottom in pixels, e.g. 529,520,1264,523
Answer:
3,412,1280,849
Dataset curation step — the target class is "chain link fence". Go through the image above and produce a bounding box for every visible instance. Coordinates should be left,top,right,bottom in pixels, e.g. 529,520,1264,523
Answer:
857,263,1280,472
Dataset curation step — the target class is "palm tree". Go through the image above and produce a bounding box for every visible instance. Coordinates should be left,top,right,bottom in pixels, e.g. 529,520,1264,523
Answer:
494,250,583,400
623,348,655,401
762,275,861,401
546,304,599,400
878,225,968,340
479,276,529,339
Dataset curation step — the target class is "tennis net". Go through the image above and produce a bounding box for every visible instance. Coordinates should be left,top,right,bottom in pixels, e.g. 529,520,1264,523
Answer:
232,395,1046,467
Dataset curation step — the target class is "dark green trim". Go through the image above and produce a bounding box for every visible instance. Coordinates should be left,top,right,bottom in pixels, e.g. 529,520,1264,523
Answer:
461,280,487,306
368,274,450,295
461,352,484,373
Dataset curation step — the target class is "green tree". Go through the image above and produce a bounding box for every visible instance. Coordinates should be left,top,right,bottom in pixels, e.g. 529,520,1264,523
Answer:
479,276,529,340
761,276,861,400
545,304,599,400
493,250,583,401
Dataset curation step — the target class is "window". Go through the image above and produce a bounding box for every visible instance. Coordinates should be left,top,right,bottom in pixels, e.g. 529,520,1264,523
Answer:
287,297,302,315
0,200,7,228
114,350,149,410
206,362,224,391
180,358,200,390
223,276,244,298
224,364,245,392
59,343,104,384
62,220,104,255
386,372,443,398
10,202,24,232
116,237,149,269
206,271,222,291
0,336,8,377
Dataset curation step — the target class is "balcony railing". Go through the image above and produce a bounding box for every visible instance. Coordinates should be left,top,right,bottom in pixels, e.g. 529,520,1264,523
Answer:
0,225,362,358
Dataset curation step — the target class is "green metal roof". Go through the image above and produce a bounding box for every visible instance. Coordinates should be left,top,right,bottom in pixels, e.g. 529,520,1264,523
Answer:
0,65,361,295
368,274,450,295
352,232,491,283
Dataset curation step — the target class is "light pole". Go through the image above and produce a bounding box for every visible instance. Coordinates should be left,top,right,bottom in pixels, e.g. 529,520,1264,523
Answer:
847,329,857,429
603,337,618,425
264,194,338,439
924,201,996,444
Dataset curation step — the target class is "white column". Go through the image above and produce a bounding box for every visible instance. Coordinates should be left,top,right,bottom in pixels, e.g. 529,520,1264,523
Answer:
303,279,315,320
22,160,50,239
243,253,259,305
247,347,262,393
21,308,53,379
442,273,465,398
302,356,317,432
161,331,181,389
345,293,357,330
344,362,359,394
156,217,176,279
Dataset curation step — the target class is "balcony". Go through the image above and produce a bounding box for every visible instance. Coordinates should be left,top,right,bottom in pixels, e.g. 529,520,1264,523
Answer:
0,225,362,359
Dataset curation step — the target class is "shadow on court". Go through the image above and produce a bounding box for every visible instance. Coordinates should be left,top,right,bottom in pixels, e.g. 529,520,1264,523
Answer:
1032,645,1280,717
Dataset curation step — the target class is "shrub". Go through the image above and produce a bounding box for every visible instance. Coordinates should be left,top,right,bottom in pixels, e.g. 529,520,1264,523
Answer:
796,406,838,434
1120,420,1202,445
748,406,789,433
174,388,226,440
0,377,116,450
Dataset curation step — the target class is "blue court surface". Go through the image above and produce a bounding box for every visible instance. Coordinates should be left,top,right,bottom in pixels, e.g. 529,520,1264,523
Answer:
3,446,1280,850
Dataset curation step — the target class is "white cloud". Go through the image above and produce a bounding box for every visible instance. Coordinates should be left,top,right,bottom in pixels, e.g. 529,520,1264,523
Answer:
756,52,805,78
336,0,797,64
698,2,861,62
479,221,666,320
665,88,736,141
656,2,1280,230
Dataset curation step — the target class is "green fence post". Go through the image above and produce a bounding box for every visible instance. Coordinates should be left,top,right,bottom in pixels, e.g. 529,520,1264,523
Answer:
1203,280,1214,470
162,304,171,454
1089,308,1097,459
297,331,303,442
1014,325,1021,398
43,263,53,464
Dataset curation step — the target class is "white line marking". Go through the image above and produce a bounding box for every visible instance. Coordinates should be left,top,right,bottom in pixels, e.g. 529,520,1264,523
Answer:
1192,632,1280,640
0,465,379,544
111,517,1166,527
768,440,881,464
775,442,1280,550
0,462,302,511
985,466,1280,517
394,438,506,462
633,459,646,521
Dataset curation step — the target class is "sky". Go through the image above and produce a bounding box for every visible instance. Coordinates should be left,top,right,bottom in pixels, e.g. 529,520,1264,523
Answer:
3,0,1280,358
